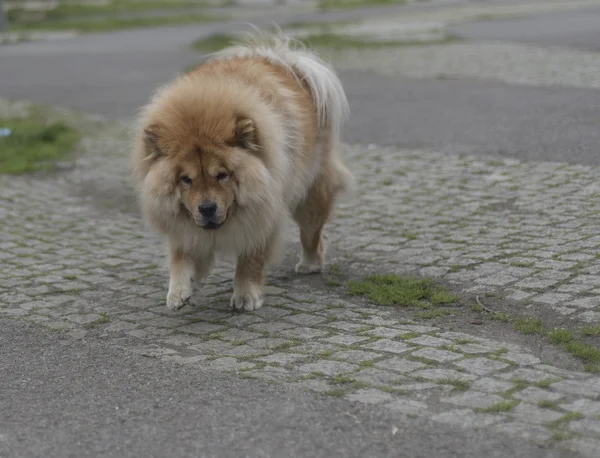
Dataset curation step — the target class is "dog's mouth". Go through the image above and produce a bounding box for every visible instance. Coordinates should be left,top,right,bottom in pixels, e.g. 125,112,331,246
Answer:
201,220,222,230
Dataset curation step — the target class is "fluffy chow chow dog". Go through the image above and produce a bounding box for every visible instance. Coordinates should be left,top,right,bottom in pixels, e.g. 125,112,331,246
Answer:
131,31,354,312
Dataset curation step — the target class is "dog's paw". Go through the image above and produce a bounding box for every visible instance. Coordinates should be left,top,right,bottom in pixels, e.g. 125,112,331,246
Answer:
230,286,264,312
166,284,193,311
295,260,323,274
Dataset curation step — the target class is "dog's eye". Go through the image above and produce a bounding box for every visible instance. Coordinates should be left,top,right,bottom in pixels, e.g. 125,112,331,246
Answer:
216,172,228,181
180,175,192,185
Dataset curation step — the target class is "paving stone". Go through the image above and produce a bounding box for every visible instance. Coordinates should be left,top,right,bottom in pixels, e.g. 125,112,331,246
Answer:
568,420,600,436
321,335,370,346
188,340,234,354
162,355,208,365
326,321,368,332
375,357,427,374
564,437,600,458
223,314,264,326
143,316,190,328
411,369,477,383
445,392,504,409
178,322,225,335
206,357,255,371
291,342,338,355
257,353,306,365
562,399,600,417
364,327,405,339
455,344,497,355
454,357,508,376
384,399,428,416
500,353,541,366
363,339,410,354
252,306,292,320
217,329,264,342
493,422,552,444
511,403,564,424
279,327,329,340
430,409,503,428
553,379,600,397
249,321,295,334
407,335,452,347
531,293,571,305
297,361,358,376
331,350,380,363
246,338,290,349
346,389,396,405
284,313,328,326
410,348,463,363
222,345,272,358
568,296,600,309
513,387,564,403
105,321,140,332
162,334,204,347
353,368,406,386
497,368,557,383
470,378,514,393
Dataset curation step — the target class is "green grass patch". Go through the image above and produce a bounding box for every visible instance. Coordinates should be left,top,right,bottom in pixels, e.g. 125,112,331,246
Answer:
581,325,600,337
492,312,510,322
513,317,544,335
437,378,470,392
546,411,584,428
454,338,478,345
549,328,574,344
192,30,457,54
476,400,519,413
297,33,457,51
397,332,420,340
319,0,406,11
537,400,560,410
9,0,205,22
11,12,218,33
563,340,600,364
347,274,457,307
191,33,237,53
0,116,79,174
550,431,577,442
532,379,557,389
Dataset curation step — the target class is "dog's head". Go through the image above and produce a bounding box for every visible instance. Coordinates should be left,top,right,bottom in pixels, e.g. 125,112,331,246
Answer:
140,112,261,231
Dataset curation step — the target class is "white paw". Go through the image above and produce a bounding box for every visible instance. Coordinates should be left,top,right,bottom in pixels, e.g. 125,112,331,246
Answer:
230,286,264,312
295,260,323,274
166,284,193,311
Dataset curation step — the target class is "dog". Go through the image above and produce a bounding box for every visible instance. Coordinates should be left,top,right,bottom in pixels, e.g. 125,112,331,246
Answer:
131,31,354,312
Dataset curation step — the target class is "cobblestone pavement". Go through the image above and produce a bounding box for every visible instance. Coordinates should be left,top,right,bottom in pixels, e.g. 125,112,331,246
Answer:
2,98,600,457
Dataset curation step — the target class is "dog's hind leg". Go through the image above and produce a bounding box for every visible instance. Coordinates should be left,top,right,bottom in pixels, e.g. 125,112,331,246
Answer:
293,170,337,275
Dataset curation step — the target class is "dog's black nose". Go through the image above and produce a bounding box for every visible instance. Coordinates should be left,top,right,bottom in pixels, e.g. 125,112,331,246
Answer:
198,201,217,218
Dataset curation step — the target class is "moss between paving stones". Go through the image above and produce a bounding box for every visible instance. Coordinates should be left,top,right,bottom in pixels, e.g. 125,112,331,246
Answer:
346,274,458,307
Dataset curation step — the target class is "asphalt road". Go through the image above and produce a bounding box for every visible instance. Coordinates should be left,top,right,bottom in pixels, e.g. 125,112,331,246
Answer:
450,6,600,52
3,6,600,164
0,318,573,458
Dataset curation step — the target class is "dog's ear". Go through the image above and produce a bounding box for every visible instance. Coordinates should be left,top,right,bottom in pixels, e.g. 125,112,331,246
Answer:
235,117,259,151
143,124,162,158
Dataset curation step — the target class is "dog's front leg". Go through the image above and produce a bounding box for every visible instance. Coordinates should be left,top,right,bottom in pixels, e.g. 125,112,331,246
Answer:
166,245,196,311
231,251,266,312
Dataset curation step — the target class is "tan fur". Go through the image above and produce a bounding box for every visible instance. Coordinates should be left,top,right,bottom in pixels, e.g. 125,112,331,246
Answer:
131,35,353,312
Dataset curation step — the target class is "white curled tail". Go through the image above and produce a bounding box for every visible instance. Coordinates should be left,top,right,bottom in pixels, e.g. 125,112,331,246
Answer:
209,29,350,143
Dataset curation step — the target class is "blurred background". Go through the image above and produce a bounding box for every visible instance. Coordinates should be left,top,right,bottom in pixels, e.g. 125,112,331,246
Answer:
3,0,600,162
